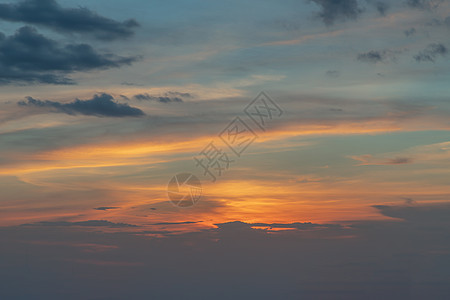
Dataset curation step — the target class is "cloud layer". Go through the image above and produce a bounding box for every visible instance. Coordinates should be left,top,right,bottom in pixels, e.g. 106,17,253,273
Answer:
2,203,450,299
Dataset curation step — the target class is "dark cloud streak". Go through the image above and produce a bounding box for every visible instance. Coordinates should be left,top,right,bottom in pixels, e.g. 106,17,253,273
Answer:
22,220,138,228
18,93,145,117
93,207,120,211
133,93,183,103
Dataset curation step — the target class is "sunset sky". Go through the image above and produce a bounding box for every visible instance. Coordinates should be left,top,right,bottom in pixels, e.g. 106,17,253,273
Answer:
1,0,450,299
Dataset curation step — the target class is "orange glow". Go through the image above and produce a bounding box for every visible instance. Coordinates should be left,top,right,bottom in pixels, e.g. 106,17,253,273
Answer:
1,114,449,231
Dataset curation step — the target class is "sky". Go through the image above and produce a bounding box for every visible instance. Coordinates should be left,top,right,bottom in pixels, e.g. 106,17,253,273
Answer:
0,0,450,299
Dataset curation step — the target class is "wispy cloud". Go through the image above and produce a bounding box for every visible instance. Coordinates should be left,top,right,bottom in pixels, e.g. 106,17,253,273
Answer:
357,49,399,63
351,154,414,165
22,220,138,228
414,43,448,62
93,207,120,211
133,93,183,103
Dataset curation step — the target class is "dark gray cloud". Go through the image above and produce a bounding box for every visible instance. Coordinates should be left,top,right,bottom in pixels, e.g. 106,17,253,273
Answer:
402,197,416,205
406,0,443,10
357,50,389,63
133,93,183,103
404,27,417,37
375,1,389,15
253,222,341,229
385,157,413,165
18,93,145,117
444,16,450,26
357,49,402,63
425,16,450,27
309,0,363,25
165,91,193,98
373,203,450,225
93,207,120,211
0,0,139,40
22,220,138,228
351,154,415,165
3,202,450,299
364,0,389,16
121,81,144,86
217,221,342,230
0,26,137,85
414,43,448,62
151,221,200,225
326,70,340,78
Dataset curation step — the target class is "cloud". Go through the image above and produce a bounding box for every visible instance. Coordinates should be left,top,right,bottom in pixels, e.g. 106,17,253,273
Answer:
425,16,450,28
350,141,450,168
4,202,450,299
133,93,183,103
404,27,416,37
165,91,193,98
357,50,398,63
414,43,448,62
385,157,414,164
93,207,120,211
373,203,450,225
406,0,443,10
214,221,341,231
326,70,340,78
249,222,341,230
23,240,119,253
374,1,389,16
18,93,145,117
309,0,363,25
401,197,416,205
0,0,139,40
151,221,200,225
351,154,414,165
22,220,138,228
357,50,385,63
0,26,137,85
121,82,142,86
444,16,450,27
